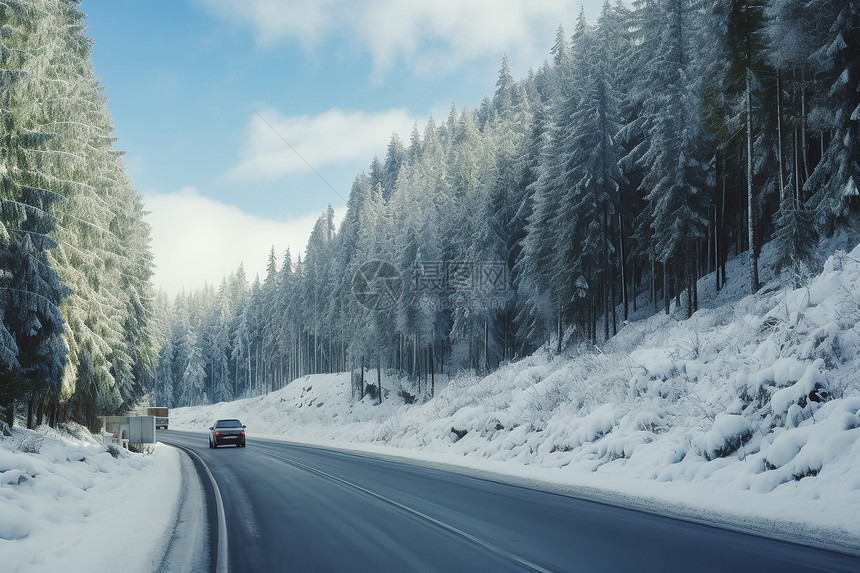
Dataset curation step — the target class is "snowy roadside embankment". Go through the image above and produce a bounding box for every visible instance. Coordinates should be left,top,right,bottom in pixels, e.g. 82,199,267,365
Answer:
172,238,860,554
0,423,181,573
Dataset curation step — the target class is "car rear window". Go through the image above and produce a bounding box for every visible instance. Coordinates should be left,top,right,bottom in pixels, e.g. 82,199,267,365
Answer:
217,420,242,428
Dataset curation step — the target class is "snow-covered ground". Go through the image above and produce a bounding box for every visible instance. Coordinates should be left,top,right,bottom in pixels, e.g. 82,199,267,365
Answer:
0,423,181,573
172,233,860,555
3,235,860,571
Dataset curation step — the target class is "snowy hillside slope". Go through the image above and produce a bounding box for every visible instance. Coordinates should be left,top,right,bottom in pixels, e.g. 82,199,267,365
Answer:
172,234,860,554
0,423,181,573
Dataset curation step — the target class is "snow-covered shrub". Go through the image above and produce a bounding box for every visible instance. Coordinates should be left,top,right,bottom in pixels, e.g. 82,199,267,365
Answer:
632,406,668,434
19,434,43,454
129,443,155,455
809,322,842,368
577,403,617,442
735,355,831,428
55,422,101,445
693,414,755,461
397,388,417,404
522,377,570,426
106,443,127,459
769,359,827,424
785,404,808,428
595,430,653,463
374,415,398,442
450,427,468,442
477,415,506,438
500,425,530,451
838,326,860,366
447,405,483,443
763,427,809,470
760,429,823,484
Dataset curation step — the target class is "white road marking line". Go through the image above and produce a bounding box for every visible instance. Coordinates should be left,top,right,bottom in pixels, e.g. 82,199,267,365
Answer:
175,445,229,573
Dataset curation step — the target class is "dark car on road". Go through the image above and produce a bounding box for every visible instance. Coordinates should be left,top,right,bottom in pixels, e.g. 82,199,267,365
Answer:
209,419,246,448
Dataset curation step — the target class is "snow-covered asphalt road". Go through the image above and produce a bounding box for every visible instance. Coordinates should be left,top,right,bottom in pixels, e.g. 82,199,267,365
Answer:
159,430,860,573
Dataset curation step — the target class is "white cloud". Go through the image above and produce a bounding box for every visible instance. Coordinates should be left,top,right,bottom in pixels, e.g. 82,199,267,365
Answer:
200,0,607,76
200,0,339,48
224,107,419,183
143,187,341,297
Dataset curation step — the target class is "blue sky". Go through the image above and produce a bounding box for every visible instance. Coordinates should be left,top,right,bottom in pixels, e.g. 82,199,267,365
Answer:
79,0,606,295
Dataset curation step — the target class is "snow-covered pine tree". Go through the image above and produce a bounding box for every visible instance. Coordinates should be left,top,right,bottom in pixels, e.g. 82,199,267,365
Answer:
764,0,828,277
625,0,710,316
520,104,567,350
152,293,175,408
478,57,533,365
380,134,406,200
260,246,280,390
0,0,70,427
803,1,860,233
511,95,554,356
558,7,628,341
231,280,252,398
180,329,206,406
210,280,234,402
0,0,158,427
0,194,68,429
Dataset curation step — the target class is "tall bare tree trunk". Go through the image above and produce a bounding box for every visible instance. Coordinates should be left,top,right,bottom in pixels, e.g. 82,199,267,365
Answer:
800,67,810,183
618,194,628,321
776,71,785,201
746,68,759,293
376,354,382,405
429,344,435,398
360,356,365,400
663,262,670,315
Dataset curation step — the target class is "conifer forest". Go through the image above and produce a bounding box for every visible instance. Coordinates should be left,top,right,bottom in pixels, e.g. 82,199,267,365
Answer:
2,0,858,416
1,0,157,429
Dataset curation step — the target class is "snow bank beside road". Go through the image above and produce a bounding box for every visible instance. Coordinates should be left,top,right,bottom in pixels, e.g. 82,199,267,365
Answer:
0,424,181,573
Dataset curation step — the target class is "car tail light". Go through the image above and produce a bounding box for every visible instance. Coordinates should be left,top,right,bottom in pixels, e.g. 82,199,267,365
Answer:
241,431,245,436
214,432,221,436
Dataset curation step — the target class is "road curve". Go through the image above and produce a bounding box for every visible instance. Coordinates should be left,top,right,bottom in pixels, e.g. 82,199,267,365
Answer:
158,430,860,573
